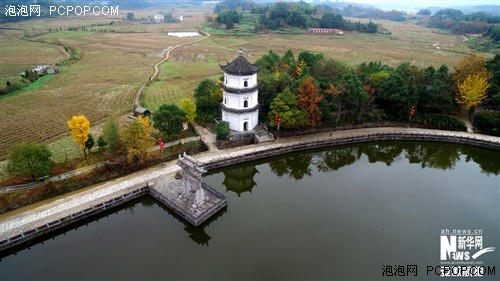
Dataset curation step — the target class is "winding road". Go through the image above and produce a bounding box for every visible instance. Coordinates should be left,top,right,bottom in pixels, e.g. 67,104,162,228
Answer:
134,31,212,108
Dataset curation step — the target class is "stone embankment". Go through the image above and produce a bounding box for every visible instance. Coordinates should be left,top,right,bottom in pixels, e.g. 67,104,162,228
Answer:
1,127,499,252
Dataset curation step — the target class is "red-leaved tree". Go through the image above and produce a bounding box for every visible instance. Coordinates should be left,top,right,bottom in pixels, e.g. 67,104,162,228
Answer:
297,76,323,126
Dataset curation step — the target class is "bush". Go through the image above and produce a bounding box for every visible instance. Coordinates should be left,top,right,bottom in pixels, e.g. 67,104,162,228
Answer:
215,121,230,140
474,111,500,136
417,114,466,131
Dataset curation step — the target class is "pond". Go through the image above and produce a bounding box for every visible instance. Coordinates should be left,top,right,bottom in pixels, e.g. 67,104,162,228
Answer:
167,32,201,38
1,142,499,280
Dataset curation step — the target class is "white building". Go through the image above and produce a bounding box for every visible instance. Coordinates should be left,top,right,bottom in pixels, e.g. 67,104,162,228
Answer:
174,15,184,22
154,14,164,23
220,50,261,132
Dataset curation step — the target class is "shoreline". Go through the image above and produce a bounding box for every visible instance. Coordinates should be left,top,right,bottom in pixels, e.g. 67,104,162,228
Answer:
1,127,499,252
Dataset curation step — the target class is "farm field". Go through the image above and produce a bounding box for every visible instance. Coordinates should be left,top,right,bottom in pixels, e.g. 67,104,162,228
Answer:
0,39,69,85
143,17,491,110
0,14,205,160
0,9,496,161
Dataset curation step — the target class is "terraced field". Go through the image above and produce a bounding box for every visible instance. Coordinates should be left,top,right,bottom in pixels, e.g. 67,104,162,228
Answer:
0,17,203,159
0,39,68,85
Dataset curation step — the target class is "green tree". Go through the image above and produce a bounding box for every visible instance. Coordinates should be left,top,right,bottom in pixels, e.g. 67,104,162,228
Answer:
320,12,344,28
215,121,230,140
194,79,222,123
376,73,412,118
325,83,346,126
486,54,500,105
85,133,95,153
297,51,324,74
417,66,454,115
312,58,346,83
7,143,54,182
366,20,377,33
418,9,432,15
96,135,107,150
153,104,187,139
268,88,307,128
127,12,135,21
341,71,372,122
180,98,197,123
103,119,121,154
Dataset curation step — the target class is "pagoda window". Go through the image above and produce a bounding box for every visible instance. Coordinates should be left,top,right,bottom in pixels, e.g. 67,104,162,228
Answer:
243,80,248,88
243,100,249,108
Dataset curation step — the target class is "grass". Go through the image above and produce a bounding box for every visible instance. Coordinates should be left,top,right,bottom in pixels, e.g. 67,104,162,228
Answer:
142,61,221,110
46,135,82,163
0,74,55,99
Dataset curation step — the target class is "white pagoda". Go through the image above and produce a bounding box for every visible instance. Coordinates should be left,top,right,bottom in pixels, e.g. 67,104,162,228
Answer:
220,50,261,132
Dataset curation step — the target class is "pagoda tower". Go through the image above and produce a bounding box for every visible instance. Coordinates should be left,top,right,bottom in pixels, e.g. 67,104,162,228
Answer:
220,50,261,132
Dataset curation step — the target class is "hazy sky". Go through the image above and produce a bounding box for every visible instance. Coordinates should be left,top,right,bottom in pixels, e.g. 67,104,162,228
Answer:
346,0,500,7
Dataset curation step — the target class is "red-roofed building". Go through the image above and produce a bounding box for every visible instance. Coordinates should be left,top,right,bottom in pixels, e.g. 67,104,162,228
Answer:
308,28,344,35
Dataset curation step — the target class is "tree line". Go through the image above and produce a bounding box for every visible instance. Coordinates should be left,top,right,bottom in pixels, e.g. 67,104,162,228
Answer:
211,0,378,33
194,51,498,135
428,9,500,34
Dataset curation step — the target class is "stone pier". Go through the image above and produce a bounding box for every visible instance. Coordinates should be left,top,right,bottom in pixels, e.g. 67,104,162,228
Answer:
148,153,227,226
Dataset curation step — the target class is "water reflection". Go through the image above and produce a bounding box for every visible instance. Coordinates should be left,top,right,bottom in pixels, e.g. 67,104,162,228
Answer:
269,153,313,180
149,197,227,246
222,166,259,196
1,196,227,257
263,142,500,179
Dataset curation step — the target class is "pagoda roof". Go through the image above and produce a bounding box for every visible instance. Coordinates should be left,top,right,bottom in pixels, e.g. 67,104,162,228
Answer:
220,52,261,76
221,83,258,94
221,103,260,114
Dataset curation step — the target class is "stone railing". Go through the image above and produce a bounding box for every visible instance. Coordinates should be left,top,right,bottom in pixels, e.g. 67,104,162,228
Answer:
203,132,499,170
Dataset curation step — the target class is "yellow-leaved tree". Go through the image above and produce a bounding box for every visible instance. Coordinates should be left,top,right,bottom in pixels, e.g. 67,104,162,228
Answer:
180,97,197,123
456,73,491,118
68,115,90,159
122,116,154,164
454,54,489,84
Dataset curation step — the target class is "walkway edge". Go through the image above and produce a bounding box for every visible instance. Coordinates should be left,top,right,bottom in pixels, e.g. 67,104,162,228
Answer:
0,127,499,252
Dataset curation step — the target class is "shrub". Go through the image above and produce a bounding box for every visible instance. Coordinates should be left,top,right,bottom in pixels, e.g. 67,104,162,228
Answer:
215,121,230,140
417,114,466,131
474,111,500,136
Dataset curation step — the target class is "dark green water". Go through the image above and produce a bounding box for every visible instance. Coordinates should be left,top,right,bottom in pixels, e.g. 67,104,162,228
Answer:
1,142,499,281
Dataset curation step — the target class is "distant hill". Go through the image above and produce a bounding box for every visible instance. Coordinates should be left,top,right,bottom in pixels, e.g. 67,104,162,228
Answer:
427,5,499,15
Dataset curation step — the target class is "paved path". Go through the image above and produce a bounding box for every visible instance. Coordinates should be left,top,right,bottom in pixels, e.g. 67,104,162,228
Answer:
192,122,218,152
1,127,499,242
0,136,201,194
460,108,474,133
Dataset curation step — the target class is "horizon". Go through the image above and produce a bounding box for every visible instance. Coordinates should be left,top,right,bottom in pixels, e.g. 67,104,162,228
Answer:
326,0,500,8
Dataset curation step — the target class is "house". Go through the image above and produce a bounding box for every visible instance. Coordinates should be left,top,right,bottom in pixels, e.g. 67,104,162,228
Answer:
174,15,184,22
47,66,60,74
154,14,164,23
134,106,151,117
33,65,48,76
308,28,344,35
